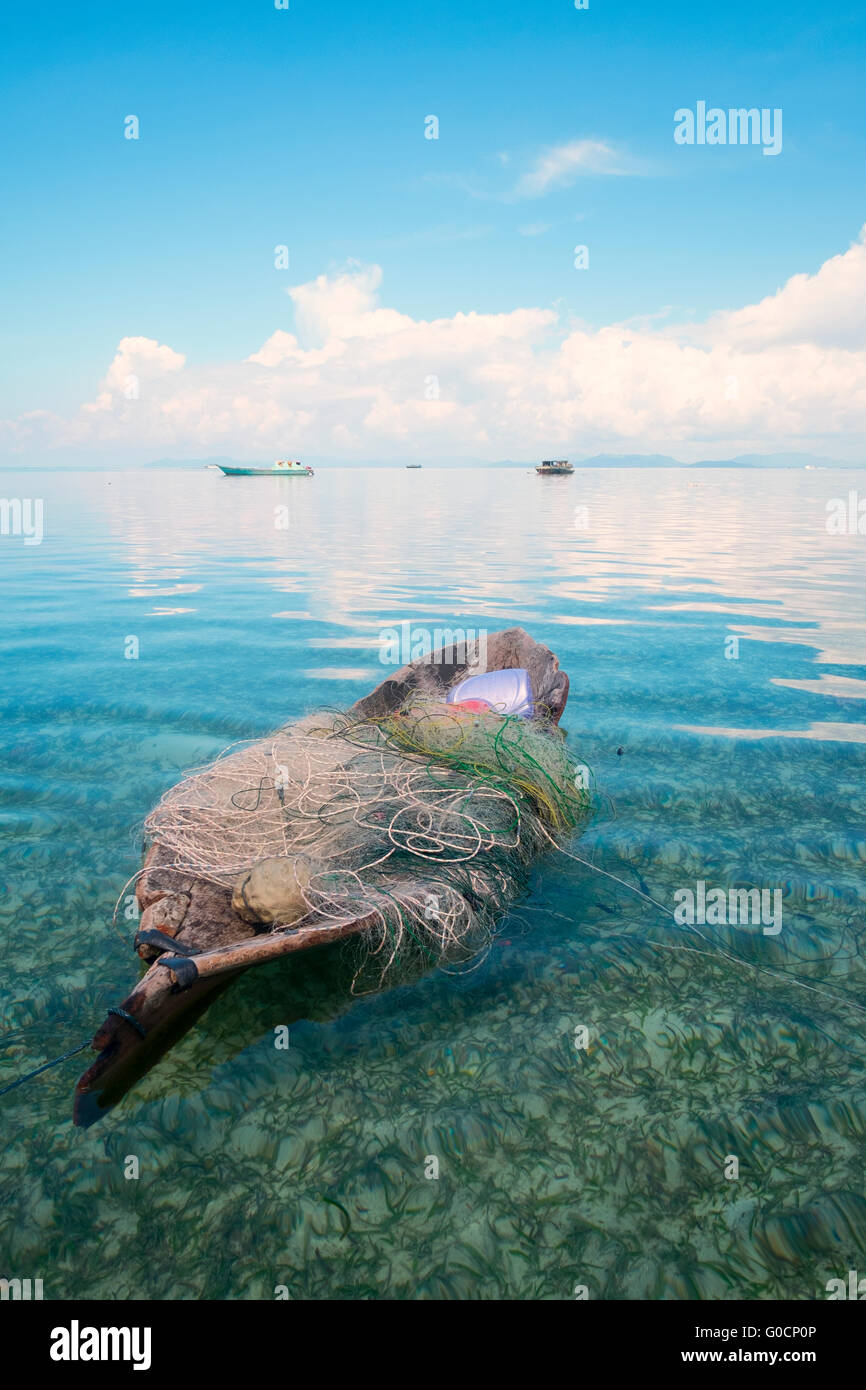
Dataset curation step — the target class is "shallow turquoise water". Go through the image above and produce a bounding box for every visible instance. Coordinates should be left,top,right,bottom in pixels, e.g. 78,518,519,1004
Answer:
1,465,865,1299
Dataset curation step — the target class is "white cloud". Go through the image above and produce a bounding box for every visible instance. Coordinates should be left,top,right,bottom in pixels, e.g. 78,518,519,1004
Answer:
430,138,634,203
704,226,866,350
513,140,630,198
5,228,866,464
288,263,414,344
101,336,186,393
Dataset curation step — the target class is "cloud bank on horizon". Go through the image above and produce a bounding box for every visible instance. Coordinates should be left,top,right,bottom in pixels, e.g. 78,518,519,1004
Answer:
5,226,866,466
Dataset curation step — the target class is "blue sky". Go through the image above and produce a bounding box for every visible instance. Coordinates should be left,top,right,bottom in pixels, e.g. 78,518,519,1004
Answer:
2,0,865,459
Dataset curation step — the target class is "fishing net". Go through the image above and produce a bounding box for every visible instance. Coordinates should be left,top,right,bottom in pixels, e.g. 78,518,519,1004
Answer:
143,697,591,979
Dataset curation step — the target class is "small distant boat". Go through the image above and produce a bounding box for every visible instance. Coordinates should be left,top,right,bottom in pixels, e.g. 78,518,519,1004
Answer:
218,460,314,477
536,459,574,476
406,464,422,470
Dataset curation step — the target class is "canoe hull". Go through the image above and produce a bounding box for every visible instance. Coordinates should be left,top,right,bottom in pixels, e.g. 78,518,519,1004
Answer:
74,626,570,1122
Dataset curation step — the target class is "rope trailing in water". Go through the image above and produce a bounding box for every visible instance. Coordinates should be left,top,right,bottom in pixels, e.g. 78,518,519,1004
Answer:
0,1038,90,1098
0,1003,151,1099
547,831,866,1036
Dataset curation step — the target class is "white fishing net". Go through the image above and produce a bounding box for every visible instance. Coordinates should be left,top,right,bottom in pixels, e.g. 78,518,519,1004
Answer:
144,700,590,976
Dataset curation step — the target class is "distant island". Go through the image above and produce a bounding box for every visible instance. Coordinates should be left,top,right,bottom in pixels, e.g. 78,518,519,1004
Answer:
550,451,862,470
6,452,861,472
143,451,864,471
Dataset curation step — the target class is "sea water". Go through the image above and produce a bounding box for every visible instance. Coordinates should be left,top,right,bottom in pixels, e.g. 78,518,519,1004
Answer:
1,464,865,1300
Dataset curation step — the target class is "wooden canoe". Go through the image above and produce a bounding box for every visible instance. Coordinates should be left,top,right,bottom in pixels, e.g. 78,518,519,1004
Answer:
73,626,569,1124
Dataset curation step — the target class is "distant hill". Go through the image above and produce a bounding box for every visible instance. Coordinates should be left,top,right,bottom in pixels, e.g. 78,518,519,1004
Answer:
490,451,861,469
690,451,860,469
574,451,864,469
138,451,865,471
574,451,863,469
